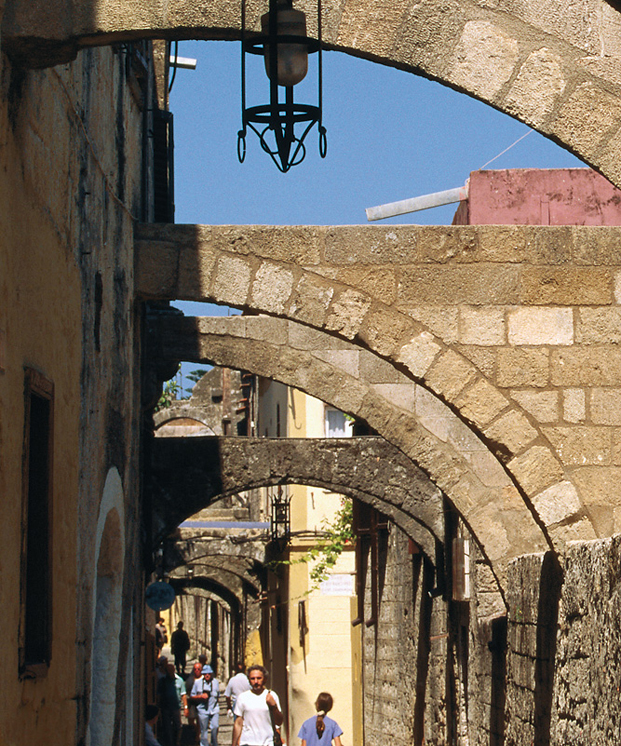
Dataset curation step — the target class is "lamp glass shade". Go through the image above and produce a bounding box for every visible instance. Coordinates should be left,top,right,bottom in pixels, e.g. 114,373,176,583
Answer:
261,8,308,86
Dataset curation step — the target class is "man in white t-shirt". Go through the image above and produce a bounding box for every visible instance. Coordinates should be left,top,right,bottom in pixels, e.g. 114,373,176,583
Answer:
232,666,283,746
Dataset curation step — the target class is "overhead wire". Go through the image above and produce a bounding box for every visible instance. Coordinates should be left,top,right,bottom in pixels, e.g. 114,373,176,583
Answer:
478,128,533,170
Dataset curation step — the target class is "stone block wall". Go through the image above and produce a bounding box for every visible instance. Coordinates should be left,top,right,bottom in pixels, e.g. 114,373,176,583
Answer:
505,552,562,746
361,524,449,746
552,537,621,745
505,538,621,745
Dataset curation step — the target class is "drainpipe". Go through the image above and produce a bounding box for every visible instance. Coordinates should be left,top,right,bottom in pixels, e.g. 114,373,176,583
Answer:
365,182,469,221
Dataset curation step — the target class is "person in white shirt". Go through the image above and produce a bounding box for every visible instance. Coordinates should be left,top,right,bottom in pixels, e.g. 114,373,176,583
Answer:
225,663,251,716
232,666,283,746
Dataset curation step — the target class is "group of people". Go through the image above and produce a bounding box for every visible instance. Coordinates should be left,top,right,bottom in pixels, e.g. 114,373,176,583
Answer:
231,668,344,746
148,619,344,746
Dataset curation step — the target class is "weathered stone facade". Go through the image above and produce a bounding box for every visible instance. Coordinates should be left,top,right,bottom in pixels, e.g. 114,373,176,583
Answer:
9,1,621,744
7,0,621,190
151,435,443,553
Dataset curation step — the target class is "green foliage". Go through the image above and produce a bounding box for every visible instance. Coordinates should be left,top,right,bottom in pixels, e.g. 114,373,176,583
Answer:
186,368,208,384
285,498,354,590
155,377,182,411
184,368,209,396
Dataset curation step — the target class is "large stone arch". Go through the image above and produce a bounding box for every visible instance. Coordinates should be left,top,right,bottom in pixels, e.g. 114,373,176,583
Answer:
6,1,621,186
151,435,444,565
170,560,256,603
138,223,606,548
169,576,241,618
147,322,552,593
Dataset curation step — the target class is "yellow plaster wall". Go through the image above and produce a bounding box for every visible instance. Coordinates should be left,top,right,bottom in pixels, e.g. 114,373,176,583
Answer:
0,80,82,745
0,31,147,743
282,389,357,745
287,551,356,745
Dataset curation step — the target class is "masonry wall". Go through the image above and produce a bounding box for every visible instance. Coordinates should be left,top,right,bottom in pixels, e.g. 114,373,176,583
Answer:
360,524,450,746
0,29,157,746
505,538,621,746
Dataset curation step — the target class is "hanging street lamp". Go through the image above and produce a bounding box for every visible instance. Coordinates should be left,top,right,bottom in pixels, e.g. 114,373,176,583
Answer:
238,0,327,173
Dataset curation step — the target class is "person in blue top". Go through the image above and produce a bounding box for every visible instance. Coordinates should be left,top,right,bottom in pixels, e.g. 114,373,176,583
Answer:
298,693,343,746
190,664,220,746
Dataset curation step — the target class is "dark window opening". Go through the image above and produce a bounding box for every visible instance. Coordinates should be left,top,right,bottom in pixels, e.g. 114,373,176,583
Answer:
153,109,175,223
20,369,54,675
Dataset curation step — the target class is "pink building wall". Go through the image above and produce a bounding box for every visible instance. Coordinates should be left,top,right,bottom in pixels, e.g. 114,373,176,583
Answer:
452,168,621,225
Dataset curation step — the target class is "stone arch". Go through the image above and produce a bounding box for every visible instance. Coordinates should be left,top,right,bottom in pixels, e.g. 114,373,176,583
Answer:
138,225,599,551
148,309,556,570
87,468,125,746
170,576,241,617
169,534,268,567
168,553,263,594
154,407,217,432
152,435,444,565
7,2,621,185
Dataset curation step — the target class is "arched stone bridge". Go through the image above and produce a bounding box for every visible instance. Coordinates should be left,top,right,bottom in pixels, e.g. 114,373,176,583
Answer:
151,434,444,572
140,223,619,566
6,0,621,188
148,311,552,589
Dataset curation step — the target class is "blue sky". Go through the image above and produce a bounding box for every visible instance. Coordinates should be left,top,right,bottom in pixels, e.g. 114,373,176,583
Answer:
168,39,584,387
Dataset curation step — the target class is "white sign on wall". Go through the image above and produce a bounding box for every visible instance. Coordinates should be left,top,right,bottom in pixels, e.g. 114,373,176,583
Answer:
319,573,355,596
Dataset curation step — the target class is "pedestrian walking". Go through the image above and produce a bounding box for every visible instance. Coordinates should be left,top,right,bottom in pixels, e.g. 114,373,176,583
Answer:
232,665,283,746
298,693,343,746
186,661,204,744
157,662,187,746
224,662,250,717
156,617,168,654
146,704,163,746
170,621,191,675
190,664,220,746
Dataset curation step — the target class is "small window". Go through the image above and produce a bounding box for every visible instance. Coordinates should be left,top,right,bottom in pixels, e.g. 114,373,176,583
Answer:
324,408,352,438
19,368,54,675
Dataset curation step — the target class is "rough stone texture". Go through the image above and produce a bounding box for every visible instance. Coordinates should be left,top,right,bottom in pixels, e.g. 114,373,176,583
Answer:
551,536,621,745
361,516,509,746
361,523,450,746
509,446,564,496
150,435,444,554
590,388,621,426
397,332,441,377
563,388,586,424
483,409,538,457
510,390,559,423
448,20,519,99
551,347,621,386
505,48,566,127
520,267,613,306
505,552,562,746
140,217,621,548
576,307,621,344
497,348,549,388
153,313,552,586
251,262,294,314
137,221,621,544
531,480,582,527
459,306,505,346
552,83,621,161
454,378,510,427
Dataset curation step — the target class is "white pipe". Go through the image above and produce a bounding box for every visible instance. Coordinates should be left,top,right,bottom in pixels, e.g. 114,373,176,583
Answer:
366,183,469,222
169,56,197,69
